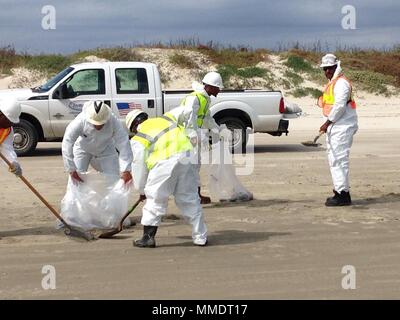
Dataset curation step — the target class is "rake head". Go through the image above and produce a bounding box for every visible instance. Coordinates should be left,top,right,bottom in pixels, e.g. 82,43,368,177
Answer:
301,141,322,147
63,226,103,241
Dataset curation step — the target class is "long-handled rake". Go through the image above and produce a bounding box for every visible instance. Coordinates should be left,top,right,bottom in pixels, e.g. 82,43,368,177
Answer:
0,151,98,241
99,197,143,238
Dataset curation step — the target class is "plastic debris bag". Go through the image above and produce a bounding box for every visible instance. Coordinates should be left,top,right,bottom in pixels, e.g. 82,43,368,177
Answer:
206,141,253,202
60,172,131,231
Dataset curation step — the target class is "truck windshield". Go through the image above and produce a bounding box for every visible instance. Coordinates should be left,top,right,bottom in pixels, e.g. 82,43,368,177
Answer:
32,66,74,93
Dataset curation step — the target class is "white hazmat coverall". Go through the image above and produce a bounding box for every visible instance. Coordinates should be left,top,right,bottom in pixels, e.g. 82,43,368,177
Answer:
131,139,207,245
325,63,358,193
62,112,133,175
167,82,220,186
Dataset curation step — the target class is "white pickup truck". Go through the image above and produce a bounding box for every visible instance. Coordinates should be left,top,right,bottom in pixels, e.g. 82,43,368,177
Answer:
0,62,301,155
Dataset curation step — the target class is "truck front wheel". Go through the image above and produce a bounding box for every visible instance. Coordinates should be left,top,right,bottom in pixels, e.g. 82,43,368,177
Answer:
217,116,248,153
13,119,39,156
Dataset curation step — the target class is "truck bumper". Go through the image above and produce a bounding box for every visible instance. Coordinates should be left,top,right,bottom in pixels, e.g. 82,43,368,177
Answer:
267,119,289,136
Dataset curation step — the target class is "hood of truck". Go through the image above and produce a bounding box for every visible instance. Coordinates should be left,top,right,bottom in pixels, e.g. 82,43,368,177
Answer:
0,88,42,101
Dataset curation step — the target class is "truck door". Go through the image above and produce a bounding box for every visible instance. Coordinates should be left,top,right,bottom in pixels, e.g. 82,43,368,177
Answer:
109,65,157,121
49,68,111,137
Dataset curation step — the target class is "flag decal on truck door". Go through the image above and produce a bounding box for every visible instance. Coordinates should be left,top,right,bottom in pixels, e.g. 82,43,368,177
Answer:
116,102,142,116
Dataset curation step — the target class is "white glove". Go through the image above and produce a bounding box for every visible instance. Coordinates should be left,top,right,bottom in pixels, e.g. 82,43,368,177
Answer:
9,162,22,177
219,125,232,142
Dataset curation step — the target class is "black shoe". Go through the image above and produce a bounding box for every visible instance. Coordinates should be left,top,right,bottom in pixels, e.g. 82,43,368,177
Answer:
342,191,352,204
326,189,340,202
325,191,352,206
198,187,211,204
200,195,211,204
133,226,158,248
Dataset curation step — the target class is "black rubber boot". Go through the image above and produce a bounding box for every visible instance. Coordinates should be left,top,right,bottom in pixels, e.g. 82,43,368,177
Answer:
326,189,340,202
325,191,352,206
133,226,158,248
198,187,211,204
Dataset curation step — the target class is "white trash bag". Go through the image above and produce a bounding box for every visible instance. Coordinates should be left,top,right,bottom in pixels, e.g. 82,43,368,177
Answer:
206,141,253,202
60,172,131,231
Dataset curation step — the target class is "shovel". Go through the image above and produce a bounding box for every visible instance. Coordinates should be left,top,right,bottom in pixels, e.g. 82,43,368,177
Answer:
99,197,143,238
0,151,98,241
301,131,324,147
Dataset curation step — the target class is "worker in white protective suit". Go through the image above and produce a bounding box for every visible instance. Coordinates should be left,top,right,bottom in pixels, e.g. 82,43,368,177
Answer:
62,100,133,185
166,71,224,204
126,109,208,248
0,97,22,177
318,54,358,206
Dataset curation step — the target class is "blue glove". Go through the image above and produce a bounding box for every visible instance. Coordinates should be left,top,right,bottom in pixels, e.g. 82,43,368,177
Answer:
9,162,22,177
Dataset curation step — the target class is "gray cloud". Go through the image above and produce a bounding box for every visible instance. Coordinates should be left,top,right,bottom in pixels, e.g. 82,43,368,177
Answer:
0,0,399,53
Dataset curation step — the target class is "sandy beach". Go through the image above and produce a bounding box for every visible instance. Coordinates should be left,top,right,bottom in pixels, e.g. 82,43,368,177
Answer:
0,91,399,299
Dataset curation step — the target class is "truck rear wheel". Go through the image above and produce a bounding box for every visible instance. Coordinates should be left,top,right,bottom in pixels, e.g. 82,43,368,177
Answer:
217,116,248,153
13,119,39,156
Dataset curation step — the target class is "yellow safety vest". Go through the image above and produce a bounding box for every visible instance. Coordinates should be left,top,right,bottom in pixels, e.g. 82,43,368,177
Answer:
0,128,11,144
318,75,356,117
132,115,193,170
173,91,210,127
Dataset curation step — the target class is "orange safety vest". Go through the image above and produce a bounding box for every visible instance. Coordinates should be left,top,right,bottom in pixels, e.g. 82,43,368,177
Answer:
0,128,11,144
318,75,356,117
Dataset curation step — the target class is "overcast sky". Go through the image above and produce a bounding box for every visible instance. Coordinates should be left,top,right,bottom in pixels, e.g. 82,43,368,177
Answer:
0,0,399,54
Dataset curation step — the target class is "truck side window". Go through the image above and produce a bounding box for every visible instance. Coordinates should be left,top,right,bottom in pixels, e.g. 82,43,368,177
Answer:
65,69,105,96
115,68,149,94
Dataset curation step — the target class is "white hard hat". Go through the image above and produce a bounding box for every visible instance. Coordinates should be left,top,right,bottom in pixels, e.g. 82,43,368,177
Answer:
320,53,338,68
84,100,111,125
202,71,224,89
125,109,147,130
0,97,21,123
